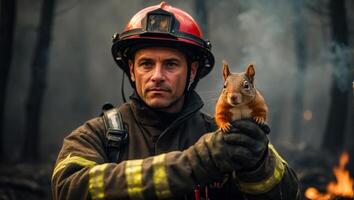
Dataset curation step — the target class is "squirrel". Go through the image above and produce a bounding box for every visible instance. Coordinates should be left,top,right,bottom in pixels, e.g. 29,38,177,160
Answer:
215,61,269,133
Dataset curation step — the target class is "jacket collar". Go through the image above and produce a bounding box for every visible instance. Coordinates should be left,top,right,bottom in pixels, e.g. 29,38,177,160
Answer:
129,91,204,127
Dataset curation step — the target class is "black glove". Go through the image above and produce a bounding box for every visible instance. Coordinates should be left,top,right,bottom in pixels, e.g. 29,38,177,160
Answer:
184,120,269,184
224,119,269,172
189,130,238,175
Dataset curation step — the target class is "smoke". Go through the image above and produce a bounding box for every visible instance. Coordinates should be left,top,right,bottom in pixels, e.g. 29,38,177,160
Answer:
198,0,347,149
329,42,353,92
3,0,353,161
199,0,299,144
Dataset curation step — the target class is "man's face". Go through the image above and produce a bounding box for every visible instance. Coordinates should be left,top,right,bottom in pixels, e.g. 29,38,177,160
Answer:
129,47,198,113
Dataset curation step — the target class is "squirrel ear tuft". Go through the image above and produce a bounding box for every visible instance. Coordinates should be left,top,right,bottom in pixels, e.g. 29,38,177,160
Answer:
245,64,255,81
222,60,231,81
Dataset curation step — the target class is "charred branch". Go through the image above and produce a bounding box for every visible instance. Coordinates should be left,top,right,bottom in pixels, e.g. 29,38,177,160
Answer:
322,0,352,154
0,0,16,161
23,0,56,161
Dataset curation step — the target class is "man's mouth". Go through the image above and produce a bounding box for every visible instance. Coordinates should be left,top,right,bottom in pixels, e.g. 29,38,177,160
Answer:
149,88,167,91
146,87,171,94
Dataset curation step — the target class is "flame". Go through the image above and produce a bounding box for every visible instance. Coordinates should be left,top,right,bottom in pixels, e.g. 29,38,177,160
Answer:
305,152,354,200
327,152,354,196
305,187,331,200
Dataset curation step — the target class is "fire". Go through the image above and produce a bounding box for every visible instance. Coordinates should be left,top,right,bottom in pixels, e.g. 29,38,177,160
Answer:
305,152,354,200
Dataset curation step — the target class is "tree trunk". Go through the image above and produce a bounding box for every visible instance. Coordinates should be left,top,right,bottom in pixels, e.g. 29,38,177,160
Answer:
291,0,307,144
322,0,351,154
194,0,208,38
0,0,16,161
22,0,56,161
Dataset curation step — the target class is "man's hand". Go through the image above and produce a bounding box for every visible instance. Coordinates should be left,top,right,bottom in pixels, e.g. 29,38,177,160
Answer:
185,119,269,183
225,119,269,172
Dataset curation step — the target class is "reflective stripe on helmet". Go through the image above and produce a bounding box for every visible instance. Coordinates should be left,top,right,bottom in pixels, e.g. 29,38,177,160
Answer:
89,164,109,199
237,146,286,194
152,154,172,198
52,154,97,179
125,159,144,199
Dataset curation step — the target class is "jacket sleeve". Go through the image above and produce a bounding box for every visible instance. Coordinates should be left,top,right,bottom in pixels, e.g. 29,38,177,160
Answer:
51,117,221,200
233,144,302,200
51,117,301,200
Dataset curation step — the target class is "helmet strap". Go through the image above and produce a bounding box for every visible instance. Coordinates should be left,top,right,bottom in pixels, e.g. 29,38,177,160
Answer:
184,58,193,93
185,58,202,94
120,72,127,103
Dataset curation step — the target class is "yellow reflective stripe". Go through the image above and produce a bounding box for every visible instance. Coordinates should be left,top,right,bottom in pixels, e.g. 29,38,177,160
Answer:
268,144,287,164
125,159,144,199
89,164,108,199
238,147,286,194
152,154,172,199
52,154,97,179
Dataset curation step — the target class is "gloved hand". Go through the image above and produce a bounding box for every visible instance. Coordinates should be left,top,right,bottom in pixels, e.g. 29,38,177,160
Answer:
184,130,239,184
184,119,269,184
225,119,269,172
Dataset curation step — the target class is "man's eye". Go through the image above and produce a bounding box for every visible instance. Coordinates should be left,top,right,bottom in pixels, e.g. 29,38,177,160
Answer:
140,62,153,68
165,62,178,69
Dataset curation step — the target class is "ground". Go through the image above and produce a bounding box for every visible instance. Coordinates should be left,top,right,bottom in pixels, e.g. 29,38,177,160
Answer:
0,163,52,200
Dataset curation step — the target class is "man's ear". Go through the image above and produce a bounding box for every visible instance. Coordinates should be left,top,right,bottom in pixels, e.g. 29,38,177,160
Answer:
190,61,199,81
128,60,135,82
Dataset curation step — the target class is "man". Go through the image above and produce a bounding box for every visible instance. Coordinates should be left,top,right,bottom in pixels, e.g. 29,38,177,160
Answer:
52,2,301,199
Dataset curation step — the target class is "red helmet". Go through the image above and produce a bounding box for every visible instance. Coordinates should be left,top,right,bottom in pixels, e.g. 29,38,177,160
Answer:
111,2,215,86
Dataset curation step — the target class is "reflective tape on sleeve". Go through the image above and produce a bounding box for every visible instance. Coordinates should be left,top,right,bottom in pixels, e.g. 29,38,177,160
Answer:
52,154,97,179
238,147,286,194
89,164,108,200
152,154,172,199
268,144,287,164
125,159,144,199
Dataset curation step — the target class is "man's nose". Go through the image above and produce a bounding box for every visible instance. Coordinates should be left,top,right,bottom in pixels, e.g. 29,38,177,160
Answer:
151,65,164,82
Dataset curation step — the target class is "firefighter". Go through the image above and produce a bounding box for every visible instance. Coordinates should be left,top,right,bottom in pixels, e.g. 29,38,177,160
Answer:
51,2,301,199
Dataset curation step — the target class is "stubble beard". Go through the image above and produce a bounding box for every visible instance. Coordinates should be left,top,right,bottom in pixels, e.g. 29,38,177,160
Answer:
145,93,185,113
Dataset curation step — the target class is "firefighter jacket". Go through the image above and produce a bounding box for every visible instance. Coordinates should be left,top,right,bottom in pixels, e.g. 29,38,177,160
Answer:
51,91,301,200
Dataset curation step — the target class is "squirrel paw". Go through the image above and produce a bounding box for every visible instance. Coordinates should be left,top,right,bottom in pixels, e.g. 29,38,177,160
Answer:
253,116,265,125
219,122,232,133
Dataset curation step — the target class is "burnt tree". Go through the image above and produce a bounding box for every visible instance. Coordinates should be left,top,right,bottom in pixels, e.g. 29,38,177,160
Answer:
194,0,208,38
291,0,308,144
23,0,56,161
322,0,352,154
0,0,16,160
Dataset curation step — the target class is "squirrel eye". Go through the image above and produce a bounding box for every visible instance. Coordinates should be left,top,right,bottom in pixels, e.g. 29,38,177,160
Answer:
223,81,227,89
243,81,250,89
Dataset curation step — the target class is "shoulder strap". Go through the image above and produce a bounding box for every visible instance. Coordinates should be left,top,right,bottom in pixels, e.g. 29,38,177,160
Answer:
102,106,128,163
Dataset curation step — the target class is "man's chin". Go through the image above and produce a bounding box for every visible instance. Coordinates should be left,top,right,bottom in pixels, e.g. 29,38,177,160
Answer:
146,100,170,109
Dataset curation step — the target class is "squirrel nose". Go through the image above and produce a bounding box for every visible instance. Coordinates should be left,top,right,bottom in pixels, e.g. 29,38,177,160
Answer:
231,95,238,103
230,94,241,104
